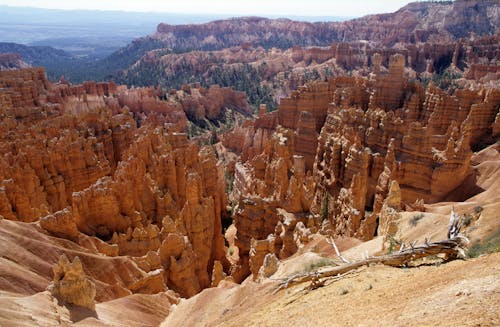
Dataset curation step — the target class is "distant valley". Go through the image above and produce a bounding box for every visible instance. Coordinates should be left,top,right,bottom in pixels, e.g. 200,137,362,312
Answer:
0,5,235,57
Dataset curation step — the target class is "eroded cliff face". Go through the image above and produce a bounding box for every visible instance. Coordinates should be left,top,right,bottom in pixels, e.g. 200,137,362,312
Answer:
0,53,30,70
121,33,500,110
151,1,498,50
311,78,498,240
0,68,229,298
222,53,499,280
0,3,498,324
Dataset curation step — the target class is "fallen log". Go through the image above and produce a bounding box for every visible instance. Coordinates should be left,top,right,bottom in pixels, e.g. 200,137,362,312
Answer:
275,235,469,292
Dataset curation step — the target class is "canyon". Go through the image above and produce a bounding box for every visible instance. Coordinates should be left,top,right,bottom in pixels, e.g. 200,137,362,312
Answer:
0,67,252,301
0,0,499,326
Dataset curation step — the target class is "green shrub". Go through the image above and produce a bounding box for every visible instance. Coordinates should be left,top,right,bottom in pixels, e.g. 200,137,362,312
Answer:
467,229,500,258
409,213,424,226
463,214,473,227
305,258,335,272
320,192,330,221
387,236,397,254
473,206,483,214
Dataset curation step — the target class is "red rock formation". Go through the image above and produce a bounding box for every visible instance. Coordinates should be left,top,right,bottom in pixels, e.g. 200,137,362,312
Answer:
178,84,252,121
223,52,498,280
311,58,498,239
124,29,498,114
370,54,406,110
226,114,318,280
377,180,402,248
249,236,275,280
151,2,497,51
40,208,79,241
232,197,279,282
48,254,96,310
0,68,229,298
280,81,330,132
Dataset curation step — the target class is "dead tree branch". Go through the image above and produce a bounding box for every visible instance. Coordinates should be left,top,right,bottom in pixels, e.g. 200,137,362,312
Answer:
326,237,350,264
275,236,469,292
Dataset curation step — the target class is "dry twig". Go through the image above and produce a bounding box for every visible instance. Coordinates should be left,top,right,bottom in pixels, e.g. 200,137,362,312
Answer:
326,237,350,264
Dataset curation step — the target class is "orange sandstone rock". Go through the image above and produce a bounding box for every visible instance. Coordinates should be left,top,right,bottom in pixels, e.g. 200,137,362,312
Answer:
48,254,96,310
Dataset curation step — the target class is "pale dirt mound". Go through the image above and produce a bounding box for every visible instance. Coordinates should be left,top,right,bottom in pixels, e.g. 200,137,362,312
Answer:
272,252,330,280
260,235,377,280
0,290,172,326
165,253,499,327
161,280,276,327
0,218,174,326
0,219,158,301
265,236,383,281
299,235,363,257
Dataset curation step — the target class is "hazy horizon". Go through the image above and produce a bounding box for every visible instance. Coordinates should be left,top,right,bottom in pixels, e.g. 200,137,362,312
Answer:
0,0,418,18
0,0,445,59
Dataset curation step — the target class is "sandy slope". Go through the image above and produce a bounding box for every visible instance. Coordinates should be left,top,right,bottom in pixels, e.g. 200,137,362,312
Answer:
0,219,173,326
163,253,500,327
0,291,172,326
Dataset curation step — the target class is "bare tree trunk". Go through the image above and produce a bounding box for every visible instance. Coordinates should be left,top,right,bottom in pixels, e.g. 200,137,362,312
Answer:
275,236,469,291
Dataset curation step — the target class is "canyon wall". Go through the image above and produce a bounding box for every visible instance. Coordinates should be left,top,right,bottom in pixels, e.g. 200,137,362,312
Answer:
122,33,500,106
224,53,499,280
152,1,498,50
0,68,231,298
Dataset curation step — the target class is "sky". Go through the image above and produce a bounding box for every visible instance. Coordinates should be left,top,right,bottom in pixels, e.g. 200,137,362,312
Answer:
0,0,418,17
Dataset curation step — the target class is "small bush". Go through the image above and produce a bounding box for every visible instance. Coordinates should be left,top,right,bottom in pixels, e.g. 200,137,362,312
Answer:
320,192,330,221
225,172,235,193
473,206,483,214
463,214,473,227
467,229,500,258
387,236,396,254
409,213,424,226
340,288,349,295
305,258,335,272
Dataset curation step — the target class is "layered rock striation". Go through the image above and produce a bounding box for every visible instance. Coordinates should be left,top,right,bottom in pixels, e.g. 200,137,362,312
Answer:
151,1,498,51
309,56,498,239
0,68,230,298
223,53,499,279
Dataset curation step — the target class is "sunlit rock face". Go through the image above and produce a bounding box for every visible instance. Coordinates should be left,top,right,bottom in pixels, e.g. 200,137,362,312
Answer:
310,55,498,240
0,68,229,298
224,51,498,281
